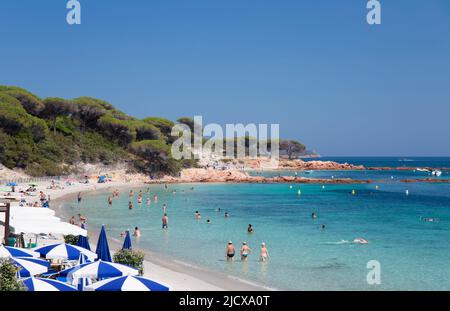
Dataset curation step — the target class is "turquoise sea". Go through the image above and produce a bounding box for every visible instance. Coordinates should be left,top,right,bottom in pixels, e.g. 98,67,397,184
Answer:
59,157,450,290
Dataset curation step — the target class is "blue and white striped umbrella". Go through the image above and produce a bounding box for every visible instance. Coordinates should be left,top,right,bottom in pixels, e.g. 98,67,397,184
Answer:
67,260,138,279
85,275,170,291
10,257,50,278
22,277,77,291
0,245,39,258
75,253,92,291
34,243,97,261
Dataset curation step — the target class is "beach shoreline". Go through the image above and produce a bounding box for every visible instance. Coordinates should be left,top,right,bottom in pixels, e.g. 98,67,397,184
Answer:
50,181,272,291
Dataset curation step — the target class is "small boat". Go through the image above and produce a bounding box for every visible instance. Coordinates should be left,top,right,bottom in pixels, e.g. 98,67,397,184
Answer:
431,170,442,177
304,170,313,175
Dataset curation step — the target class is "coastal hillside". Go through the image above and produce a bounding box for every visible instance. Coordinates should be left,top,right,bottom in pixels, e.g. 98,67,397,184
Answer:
0,86,307,177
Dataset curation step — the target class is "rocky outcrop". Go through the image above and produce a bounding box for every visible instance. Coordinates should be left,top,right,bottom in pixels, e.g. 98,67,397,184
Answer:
151,168,371,184
401,178,450,183
277,159,365,170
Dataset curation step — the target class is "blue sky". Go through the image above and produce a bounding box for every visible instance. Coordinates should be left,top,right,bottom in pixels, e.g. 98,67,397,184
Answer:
1,0,449,156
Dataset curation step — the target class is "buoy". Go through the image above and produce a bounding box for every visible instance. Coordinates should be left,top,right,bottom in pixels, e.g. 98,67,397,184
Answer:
289,185,293,189
406,190,409,195
297,189,301,196
375,185,379,190
352,189,356,195
391,176,394,179
322,185,325,189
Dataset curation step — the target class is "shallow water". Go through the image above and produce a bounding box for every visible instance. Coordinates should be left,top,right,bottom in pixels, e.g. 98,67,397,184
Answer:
60,159,450,290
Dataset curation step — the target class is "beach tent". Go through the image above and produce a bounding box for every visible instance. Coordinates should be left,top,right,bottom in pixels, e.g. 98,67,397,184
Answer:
95,225,111,262
122,230,132,250
67,260,138,280
98,175,106,183
0,245,39,258
85,275,170,291
76,223,91,251
10,257,50,278
22,277,77,291
8,206,87,237
34,243,97,261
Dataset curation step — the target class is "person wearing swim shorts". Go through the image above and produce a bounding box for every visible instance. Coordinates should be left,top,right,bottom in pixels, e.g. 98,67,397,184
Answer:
226,241,235,261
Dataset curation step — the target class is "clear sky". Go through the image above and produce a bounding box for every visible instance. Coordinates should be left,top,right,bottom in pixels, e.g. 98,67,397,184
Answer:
1,0,449,156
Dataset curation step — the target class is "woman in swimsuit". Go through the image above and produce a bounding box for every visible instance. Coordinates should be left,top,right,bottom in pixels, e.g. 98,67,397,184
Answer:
240,242,251,261
226,241,235,261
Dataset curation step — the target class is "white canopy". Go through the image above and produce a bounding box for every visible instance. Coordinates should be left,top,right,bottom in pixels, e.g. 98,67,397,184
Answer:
1,206,87,236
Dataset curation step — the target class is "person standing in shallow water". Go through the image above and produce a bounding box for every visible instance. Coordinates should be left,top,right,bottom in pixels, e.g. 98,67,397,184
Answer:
240,242,251,261
108,196,113,205
162,213,168,229
260,242,269,262
225,241,235,261
77,192,82,203
128,201,133,210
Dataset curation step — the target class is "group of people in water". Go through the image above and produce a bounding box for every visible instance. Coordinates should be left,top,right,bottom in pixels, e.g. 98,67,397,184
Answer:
223,223,269,262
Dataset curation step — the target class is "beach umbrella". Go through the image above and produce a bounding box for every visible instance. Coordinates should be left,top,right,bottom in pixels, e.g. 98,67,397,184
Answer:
10,257,50,278
95,225,111,262
67,260,138,280
122,230,132,250
0,245,39,258
85,275,170,291
76,224,91,251
6,182,18,186
34,243,97,261
22,277,77,291
75,253,92,291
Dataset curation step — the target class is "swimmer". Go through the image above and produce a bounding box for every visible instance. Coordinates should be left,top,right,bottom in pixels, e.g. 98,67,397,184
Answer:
225,241,235,261
128,201,133,210
129,190,134,198
240,242,251,261
77,192,82,203
321,224,326,230
137,196,143,204
146,198,151,205
133,227,141,237
260,242,269,262
247,224,254,234
311,212,317,219
153,195,158,202
206,219,211,224
224,212,230,218
162,204,167,213
353,237,369,244
108,196,113,205
422,217,440,222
